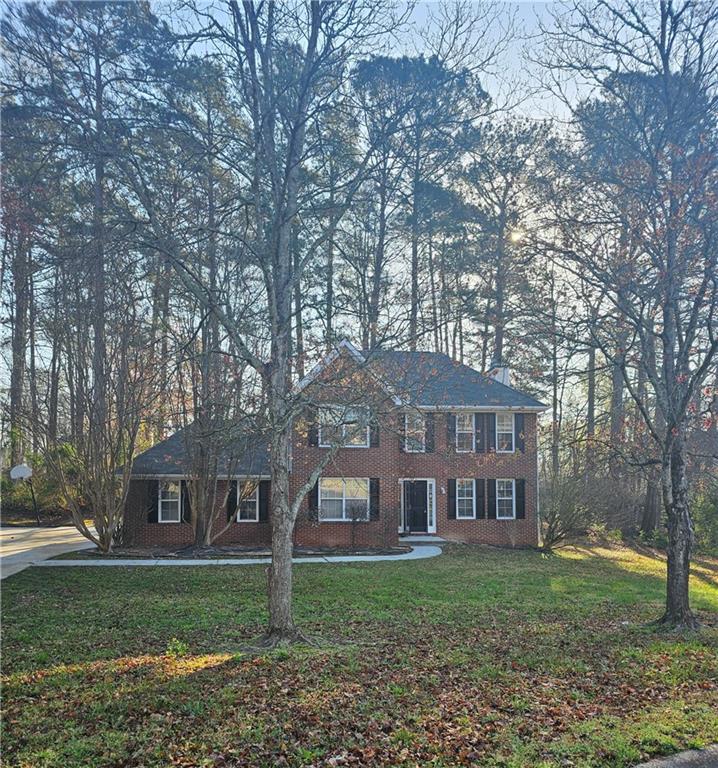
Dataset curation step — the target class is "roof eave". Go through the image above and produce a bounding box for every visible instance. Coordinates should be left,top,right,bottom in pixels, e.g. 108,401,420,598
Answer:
129,472,271,479
414,404,548,412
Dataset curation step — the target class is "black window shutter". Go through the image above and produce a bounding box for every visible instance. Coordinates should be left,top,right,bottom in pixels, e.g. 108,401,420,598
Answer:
258,480,270,522
487,414,497,452
370,420,380,447
425,413,435,452
369,478,380,520
227,480,238,521
181,480,192,523
487,479,497,519
307,406,318,446
146,479,159,523
475,413,486,453
515,413,525,452
447,479,456,519
475,479,486,519
398,413,406,452
515,479,526,519
309,480,319,512
447,413,456,451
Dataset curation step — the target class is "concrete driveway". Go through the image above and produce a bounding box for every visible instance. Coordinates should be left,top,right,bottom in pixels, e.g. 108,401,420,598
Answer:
634,746,718,767
0,526,95,579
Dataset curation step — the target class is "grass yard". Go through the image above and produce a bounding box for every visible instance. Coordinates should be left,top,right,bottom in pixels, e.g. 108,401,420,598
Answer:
2,544,717,768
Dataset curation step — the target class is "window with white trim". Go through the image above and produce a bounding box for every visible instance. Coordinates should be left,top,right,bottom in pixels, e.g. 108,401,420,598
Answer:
319,478,369,521
496,479,516,519
319,406,369,447
237,481,259,522
456,413,474,452
496,413,515,452
159,481,182,523
404,412,425,452
456,479,475,519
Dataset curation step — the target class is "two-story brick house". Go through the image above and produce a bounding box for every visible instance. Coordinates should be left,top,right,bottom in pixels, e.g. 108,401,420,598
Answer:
122,341,547,549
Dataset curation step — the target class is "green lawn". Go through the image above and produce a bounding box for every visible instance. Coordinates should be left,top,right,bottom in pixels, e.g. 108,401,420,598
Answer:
2,544,717,768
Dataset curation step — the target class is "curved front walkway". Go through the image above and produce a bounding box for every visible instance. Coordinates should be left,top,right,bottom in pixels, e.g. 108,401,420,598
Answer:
32,545,443,569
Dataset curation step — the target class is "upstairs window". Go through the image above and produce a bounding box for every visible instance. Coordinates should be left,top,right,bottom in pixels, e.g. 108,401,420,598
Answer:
496,413,515,452
238,481,259,522
319,478,369,521
496,479,516,519
319,406,369,448
159,481,182,523
456,413,474,452
404,412,425,452
456,479,475,519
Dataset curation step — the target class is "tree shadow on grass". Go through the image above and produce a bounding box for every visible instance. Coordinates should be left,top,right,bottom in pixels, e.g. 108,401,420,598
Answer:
561,543,718,595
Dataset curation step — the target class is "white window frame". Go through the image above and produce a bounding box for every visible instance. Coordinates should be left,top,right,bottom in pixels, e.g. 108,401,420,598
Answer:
455,412,475,452
456,478,476,519
158,480,182,523
318,477,370,522
404,412,426,453
318,405,370,448
496,412,515,453
496,478,516,520
237,481,259,523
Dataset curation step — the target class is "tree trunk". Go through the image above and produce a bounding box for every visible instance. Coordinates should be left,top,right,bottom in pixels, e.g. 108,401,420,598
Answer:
28,266,39,454
659,433,698,629
48,271,61,444
480,296,491,371
325,162,336,346
265,279,302,642
641,476,660,536
9,234,29,466
586,342,596,472
493,261,505,364
550,273,560,478
440,242,450,356
292,226,305,379
409,139,420,350
428,231,440,353
609,329,627,479
92,40,110,553
368,161,388,350
266,441,297,641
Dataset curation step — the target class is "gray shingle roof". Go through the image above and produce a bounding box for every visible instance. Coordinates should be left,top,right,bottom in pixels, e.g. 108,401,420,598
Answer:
130,428,269,477
131,348,544,475
369,350,546,409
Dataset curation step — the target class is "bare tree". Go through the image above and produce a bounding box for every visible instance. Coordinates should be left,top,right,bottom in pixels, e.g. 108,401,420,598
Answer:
543,0,718,628
167,0,408,645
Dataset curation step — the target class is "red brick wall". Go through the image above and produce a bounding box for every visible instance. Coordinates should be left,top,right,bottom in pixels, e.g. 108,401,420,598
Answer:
291,411,539,548
123,479,272,549
124,412,539,550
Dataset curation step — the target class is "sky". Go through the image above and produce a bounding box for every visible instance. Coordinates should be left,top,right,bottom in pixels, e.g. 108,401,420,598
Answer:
404,2,569,120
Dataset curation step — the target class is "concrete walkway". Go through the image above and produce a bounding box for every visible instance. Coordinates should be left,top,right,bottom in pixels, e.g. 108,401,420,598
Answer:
633,746,718,767
32,545,443,569
0,525,95,579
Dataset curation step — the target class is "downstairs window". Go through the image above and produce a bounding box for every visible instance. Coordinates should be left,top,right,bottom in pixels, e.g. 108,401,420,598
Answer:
159,481,182,523
319,478,369,521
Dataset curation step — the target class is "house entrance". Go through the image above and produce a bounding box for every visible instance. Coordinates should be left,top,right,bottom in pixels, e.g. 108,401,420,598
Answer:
401,479,436,534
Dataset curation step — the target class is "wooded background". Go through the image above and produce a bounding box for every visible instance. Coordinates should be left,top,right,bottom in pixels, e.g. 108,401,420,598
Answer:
2,1,717,559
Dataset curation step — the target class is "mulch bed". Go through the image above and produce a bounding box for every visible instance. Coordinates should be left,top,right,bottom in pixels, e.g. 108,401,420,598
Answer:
60,543,413,559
